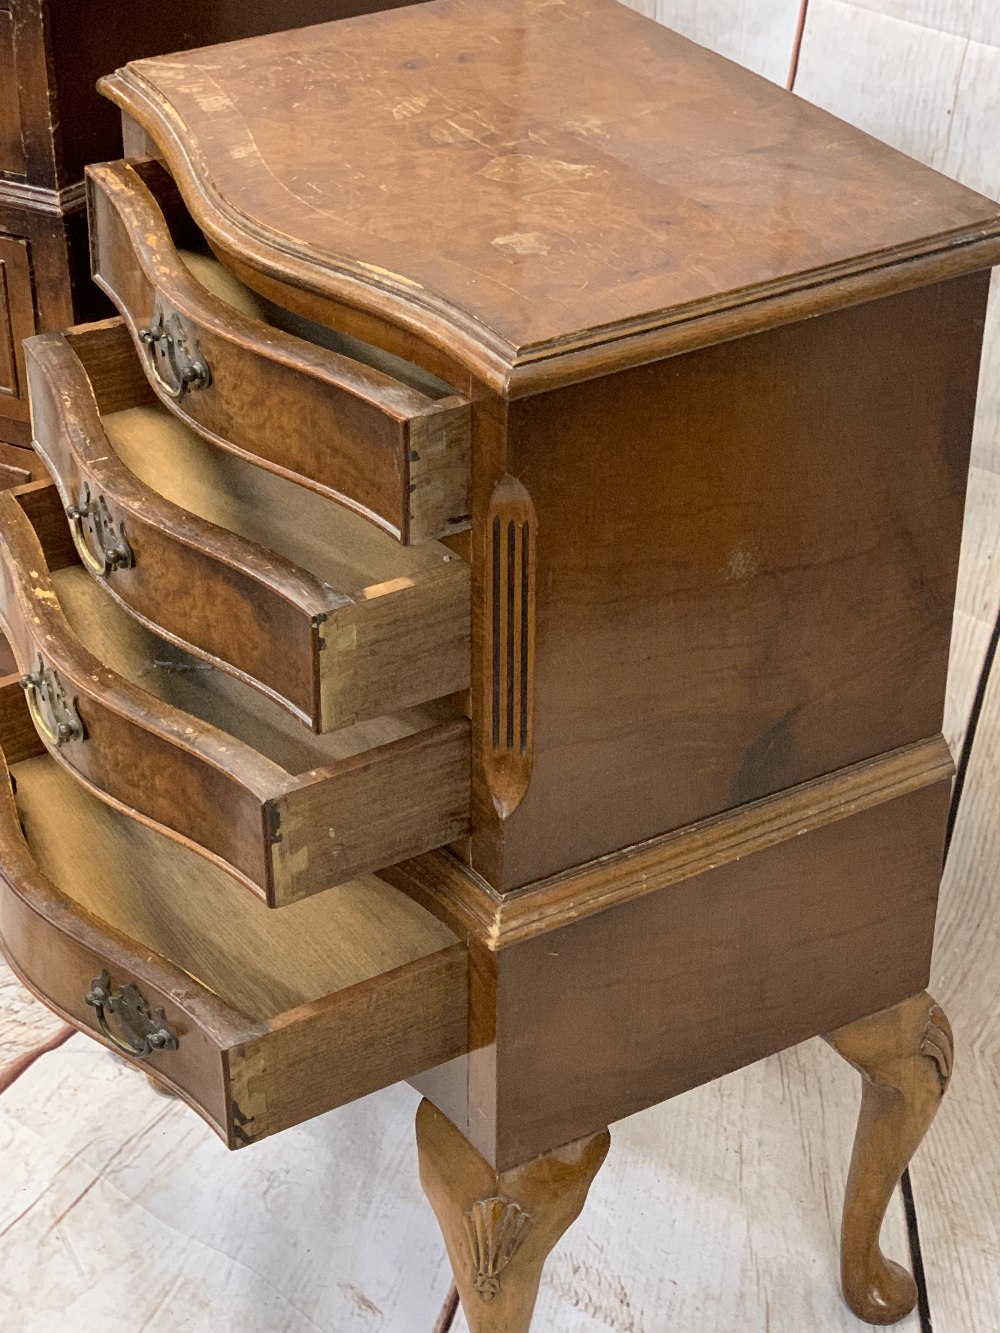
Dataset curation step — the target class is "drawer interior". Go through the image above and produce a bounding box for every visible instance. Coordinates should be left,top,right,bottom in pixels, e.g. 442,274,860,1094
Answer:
11,750,457,1023
131,154,454,403
51,563,453,779
178,245,454,402
95,399,458,601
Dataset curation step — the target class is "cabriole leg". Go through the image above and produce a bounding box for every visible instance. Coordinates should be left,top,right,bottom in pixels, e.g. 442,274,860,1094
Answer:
825,991,953,1324
416,1100,610,1333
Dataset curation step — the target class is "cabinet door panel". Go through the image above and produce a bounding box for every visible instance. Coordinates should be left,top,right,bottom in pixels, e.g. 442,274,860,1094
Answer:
0,235,34,420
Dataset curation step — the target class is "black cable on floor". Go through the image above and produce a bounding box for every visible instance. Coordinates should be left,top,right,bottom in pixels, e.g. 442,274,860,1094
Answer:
943,605,1000,862
902,1167,934,1333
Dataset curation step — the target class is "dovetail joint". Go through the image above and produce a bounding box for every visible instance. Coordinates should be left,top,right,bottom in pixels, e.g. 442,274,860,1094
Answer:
231,1102,254,1146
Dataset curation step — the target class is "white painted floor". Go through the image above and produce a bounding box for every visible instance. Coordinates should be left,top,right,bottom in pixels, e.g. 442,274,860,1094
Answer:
0,1000,916,1332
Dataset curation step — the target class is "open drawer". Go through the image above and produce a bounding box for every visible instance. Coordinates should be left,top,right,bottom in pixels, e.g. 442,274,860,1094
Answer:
87,158,470,545
27,321,470,733
0,487,471,906
0,734,468,1148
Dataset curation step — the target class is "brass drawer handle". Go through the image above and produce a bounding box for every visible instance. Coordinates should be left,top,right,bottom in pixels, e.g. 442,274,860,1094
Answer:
20,656,85,747
85,970,179,1059
138,307,212,401
66,484,134,577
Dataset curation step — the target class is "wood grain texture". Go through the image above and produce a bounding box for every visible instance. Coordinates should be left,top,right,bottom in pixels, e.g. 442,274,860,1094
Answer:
0,749,467,1147
88,159,471,543
781,18,1000,1323
6,0,431,193
9,755,458,1019
0,3,992,1326
394,740,953,1169
0,488,471,904
28,322,471,732
0,236,34,425
485,277,986,888
912,637,1000,1333
0,11,25,178
453,1038,921,1332
229,949,468,1145
9,478,79,573
0,441,34,491
400,737,954,946
793,0,1000,643
0,672,44,766
98,0,1000,393
0,0,431,443
491,780,951,1169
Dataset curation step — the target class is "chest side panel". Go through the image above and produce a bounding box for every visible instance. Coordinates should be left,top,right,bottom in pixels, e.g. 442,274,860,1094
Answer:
489,272,989,888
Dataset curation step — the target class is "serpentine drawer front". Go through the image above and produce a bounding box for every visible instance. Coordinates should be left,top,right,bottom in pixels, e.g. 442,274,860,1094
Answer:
0,488,471,906
27,321,471,733
0,733,468,1148
87,158,471,545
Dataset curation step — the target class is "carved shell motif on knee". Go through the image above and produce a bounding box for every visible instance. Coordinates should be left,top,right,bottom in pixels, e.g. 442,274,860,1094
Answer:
463,1196,533,1300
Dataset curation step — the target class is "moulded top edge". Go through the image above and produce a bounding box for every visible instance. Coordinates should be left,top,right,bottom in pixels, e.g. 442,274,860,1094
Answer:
98,0,1000,394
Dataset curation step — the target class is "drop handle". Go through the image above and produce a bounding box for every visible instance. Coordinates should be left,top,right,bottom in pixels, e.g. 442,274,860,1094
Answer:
66,483,134,577
85,970,179,1059
139,307,212,401
19,656,85,747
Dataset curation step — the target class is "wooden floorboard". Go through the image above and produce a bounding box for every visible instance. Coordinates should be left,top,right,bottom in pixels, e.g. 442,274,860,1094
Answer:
0,1038,455,1333
0,1012,915,1332
792,9,1000,1319
912,657,1000,1333
0,958,71,1081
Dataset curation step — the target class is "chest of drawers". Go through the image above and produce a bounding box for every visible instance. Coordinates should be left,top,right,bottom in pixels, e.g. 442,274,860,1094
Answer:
1,1,998,1327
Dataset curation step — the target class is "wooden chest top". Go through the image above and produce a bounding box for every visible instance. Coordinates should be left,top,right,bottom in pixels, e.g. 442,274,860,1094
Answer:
100,0,1000,392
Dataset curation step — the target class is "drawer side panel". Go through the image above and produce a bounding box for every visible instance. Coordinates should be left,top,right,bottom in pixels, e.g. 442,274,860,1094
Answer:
226,943,469,1144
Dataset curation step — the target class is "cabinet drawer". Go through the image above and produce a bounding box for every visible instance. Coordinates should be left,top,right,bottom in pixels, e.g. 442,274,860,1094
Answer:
27,322,471,733
0,738,468,1148
87,159,470,545
0,487,471,906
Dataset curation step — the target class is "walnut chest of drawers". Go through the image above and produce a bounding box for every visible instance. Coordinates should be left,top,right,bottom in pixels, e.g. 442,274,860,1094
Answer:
1,1,998,1327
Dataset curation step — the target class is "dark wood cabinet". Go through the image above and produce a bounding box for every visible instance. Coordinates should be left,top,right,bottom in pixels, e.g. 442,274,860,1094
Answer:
0,0,425,448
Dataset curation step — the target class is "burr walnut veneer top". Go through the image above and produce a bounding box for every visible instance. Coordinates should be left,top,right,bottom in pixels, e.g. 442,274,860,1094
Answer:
100,0,1000,391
